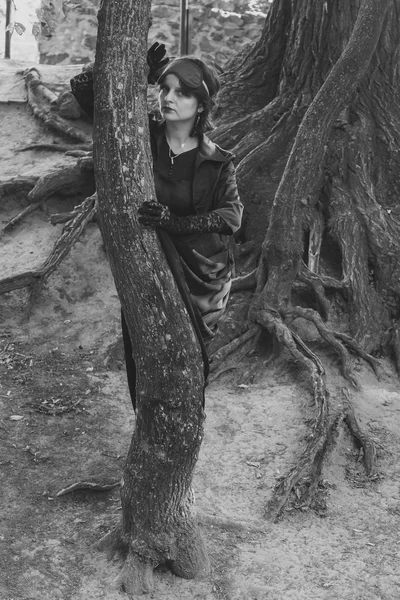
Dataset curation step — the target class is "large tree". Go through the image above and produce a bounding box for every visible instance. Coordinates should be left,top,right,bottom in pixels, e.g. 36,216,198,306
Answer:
91,0,209,595
1,0,400,592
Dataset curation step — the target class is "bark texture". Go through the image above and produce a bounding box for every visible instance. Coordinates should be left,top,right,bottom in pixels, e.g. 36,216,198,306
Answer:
92,0,208,594
213,0,397,354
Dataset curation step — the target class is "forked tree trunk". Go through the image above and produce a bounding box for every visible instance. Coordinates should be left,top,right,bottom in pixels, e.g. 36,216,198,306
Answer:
93,0,208,594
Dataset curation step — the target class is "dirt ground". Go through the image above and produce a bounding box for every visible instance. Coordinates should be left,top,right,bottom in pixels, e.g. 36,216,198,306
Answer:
1,60,400,600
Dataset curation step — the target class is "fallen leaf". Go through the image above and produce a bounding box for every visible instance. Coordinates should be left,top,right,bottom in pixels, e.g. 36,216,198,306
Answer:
9,415,24,421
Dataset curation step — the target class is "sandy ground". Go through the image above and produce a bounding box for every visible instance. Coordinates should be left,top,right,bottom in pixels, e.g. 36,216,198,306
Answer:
1,60,400,600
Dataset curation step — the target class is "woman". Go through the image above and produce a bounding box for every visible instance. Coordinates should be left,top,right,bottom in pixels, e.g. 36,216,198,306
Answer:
71,45,243,410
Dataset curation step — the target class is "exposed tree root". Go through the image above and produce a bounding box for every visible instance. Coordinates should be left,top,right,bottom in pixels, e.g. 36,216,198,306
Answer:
97,523,127,560
335,331,381,378
231,268,257,293
208,363,239,385
50,204,95,225
23,68,91,144
17,142,92,153
0,177,39,200
342,390,376,476
2,200,43,235
391,322,400,375
260,312,377,519
299,263,349,291
209,325,261,374
56,479,121,497
0,194,97,295
118,550,155,597
256,309,329,521
96,515,208,597
285,305,360,387
1,158,95,234
210,299,379,520
27,161,94,204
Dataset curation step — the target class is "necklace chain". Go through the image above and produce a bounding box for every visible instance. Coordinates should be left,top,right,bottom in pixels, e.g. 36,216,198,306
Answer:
168,145,184,166
166,134,191,166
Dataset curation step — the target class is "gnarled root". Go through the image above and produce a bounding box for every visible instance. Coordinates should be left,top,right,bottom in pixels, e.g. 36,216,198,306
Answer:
0,176,39,200
257,308,378,519
23,68,91,144
231,268,257,293
257,309,330,520
391,321,400,375
0,194,97,295
17,142,92,153
1,156,95,234
214,303,378,520
169,521,209,580
97,524,128,560
97,516,208,596
342,388,377,476
284,305,380,386
2,200,43,235
209,324,261,380
118,551,155,597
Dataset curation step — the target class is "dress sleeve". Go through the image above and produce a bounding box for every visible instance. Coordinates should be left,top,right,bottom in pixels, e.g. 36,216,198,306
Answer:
212,161,243,234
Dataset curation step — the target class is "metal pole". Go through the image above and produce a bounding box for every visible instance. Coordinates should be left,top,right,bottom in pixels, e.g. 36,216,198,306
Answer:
5,0,12,59
179,0,189,56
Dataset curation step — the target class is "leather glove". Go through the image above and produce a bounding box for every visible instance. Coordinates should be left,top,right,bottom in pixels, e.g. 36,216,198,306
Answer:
70,68,94,119
138,201,176,229
147,42,169,84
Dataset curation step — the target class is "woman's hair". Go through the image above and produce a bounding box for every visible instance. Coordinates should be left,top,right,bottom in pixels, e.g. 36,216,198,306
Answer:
158,55,221,135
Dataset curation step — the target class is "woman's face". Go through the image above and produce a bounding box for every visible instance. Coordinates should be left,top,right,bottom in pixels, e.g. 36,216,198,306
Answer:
158,74,200,126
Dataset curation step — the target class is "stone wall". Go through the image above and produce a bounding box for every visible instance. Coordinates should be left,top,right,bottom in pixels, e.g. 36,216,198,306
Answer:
148,1,267,67
38,0,268,67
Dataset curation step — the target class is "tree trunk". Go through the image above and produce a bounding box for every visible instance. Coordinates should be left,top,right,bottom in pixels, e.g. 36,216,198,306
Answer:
213,0,397,354
92,0,208,594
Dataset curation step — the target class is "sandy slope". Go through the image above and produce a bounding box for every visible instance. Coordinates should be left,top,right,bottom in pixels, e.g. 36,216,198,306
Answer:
1,60,400,600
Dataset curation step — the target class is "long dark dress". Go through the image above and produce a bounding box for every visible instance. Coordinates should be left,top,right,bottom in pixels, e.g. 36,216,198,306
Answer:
154,135,233,338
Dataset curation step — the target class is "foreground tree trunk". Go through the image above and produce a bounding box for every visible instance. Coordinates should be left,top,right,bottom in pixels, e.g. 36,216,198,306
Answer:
92,0,208,594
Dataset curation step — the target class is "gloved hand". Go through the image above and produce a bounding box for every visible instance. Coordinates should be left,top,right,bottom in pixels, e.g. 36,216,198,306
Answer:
70,68,94,119
147,42,169,84
138,201,176,229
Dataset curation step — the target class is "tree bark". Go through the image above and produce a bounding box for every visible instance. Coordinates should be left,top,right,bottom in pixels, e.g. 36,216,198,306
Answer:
92,0,208,594
255,0,390,312
213,0,396,354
